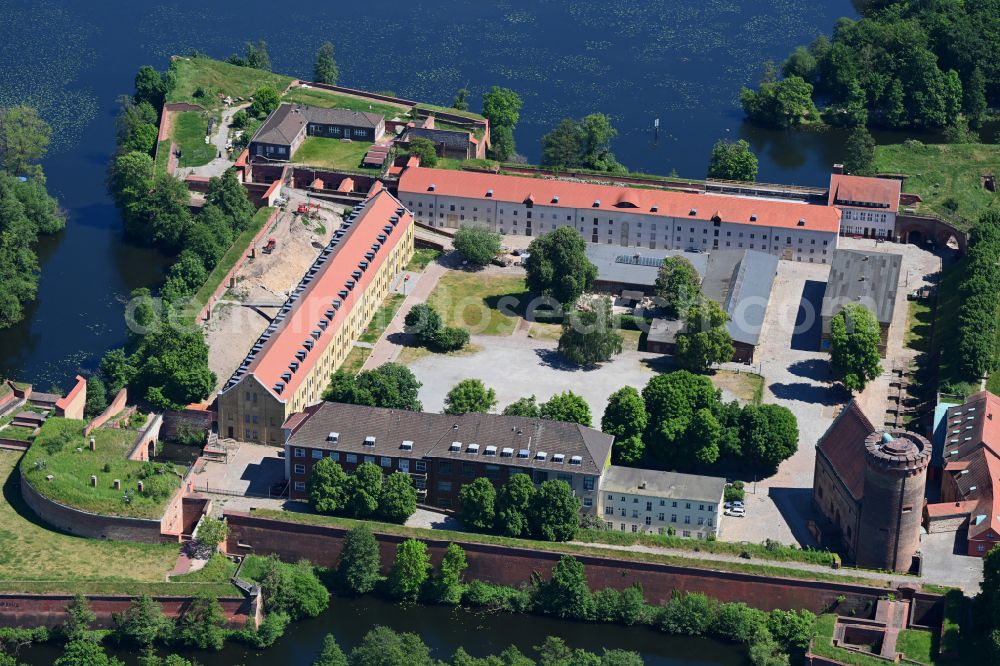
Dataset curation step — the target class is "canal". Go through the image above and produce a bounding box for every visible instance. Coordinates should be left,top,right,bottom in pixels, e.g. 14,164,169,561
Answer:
0,0,860,387
17,595,748,665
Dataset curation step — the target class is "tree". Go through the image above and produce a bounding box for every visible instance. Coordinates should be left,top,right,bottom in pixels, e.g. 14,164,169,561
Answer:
579,113,622,172
781,46,817,82
314,634,349,666
490,125,516,162
54,640,123,666
350,626,434,666
407,137,437,167
314,41,340,84
0,105,51,181
259,556,329,619
707,139,758,182
530,480,580,541
428,326,470,352
540,391,591,427
502,395,541,418
309,457,350,514
496,473,535,537
108,151,154,236
657,592,717,636
964,67,988,128
602,387,648,464
740,404,799,471
943,117,979,144
133,65,167,109
379,472,417,524
206,169,255,230
347,461,383,518
767,609,816,657
404,303,443,340
388,538,431,601
84,376,108,418
144,172,194,251
481,86,522,130
453,225,502,266
558,299,623,366
541,119,584,169
829,303,882,392
193,516,228,557
675,299,734,372
689,408,721,465
250,85,281,118
61,594,95,641
536,556,594,619
749,632,790,666
127,327,216,410
339,526,382,594
323,363,423,411
112,595,170,646
430,543,467,605
524,227,597,305
444,379,497,415
174,594,226,650
642,371,721,465
245,40,272,71
452,88,470,111
459,478,497,531
740,77,819,128
843,127,876,176
654,256,701,318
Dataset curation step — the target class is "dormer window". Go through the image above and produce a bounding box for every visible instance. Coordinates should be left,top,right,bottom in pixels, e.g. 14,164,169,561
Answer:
467,443,480,454
401,440,413,451
536,451,547,461
428,184,436,192
486,189,494,197
797,218,805,226
449,441,461,452
570,455,582,465
327,432,339,443
484,445,497,456
593,199,601,207
364,436,376,447
689,208,697,216
501,447,514,457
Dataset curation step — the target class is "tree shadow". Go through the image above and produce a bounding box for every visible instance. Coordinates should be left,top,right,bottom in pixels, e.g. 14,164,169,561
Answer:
769,381,845,406
786,358,833,382
533,348,602,372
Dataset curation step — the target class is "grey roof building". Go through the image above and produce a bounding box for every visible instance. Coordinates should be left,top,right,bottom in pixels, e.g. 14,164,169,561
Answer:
820,249,902,354
601,465,727,503
702,250,779,348
249,103,386,163
586,244,707,296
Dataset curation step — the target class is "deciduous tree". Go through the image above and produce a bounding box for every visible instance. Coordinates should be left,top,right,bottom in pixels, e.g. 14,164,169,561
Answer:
502,395,541,418
602,386,648,464
250,85,281,118
654,256,701,318
407,137,437,167
453,225,502,266
524,227,597,305
459,477,496,531
558,298,623,366
0,105,51,181
829,303,882,392
444,378,497,415
313,634,348,666
495,473,535,537
379,472,417,524
339,526,382,595
675,299,734,372
388,539,431,601
346,461,383,519
133,65,167,109
323,363,423,411
308,457,349,514
530,480,580,542
844,127,876,176
535,556,594,619
707,139,758,182
540,391,592,427
174,594,225,650
314,41,339,85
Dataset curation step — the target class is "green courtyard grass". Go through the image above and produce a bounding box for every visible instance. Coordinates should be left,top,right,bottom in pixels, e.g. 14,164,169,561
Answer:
406,248,442,272
710,370,764,405
359,293,406,344
426,272,529,337
172,111,215,168
874,142,1000,231
413,102,486,122
282,87,408,120
292,136,376,171
0,426,35,442
166,56,293,110
154,138,172,175
905,301,933,352
811,614,939,666
21,418,182,520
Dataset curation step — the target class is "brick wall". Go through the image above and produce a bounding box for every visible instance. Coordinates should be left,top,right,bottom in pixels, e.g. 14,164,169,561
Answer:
0,594,250,630
84,388,128,436
162,408,212,443
20,469,169,544
223,512,944,625
55,375,86,420
126,414,163,462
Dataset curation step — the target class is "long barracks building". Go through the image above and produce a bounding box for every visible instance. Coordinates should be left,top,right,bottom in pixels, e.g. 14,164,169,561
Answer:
398,167,842,264
217,189,414,445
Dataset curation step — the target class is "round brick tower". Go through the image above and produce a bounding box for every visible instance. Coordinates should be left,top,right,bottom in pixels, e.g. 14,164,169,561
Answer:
856,429,930,572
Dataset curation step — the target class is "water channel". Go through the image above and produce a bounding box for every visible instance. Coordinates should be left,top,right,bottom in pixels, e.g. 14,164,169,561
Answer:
18,595,748,665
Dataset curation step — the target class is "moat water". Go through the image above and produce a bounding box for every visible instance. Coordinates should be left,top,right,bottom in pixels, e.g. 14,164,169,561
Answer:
17,595,748,665
0,0,861,388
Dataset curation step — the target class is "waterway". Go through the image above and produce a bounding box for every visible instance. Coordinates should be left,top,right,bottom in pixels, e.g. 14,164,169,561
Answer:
0,0,865,387
17,595,748,665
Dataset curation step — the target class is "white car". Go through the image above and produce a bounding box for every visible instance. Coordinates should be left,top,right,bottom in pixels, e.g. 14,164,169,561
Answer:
723,500,745,510
724,507,746,517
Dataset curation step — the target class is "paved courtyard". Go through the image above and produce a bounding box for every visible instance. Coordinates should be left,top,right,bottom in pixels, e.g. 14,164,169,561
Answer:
191,441,286,497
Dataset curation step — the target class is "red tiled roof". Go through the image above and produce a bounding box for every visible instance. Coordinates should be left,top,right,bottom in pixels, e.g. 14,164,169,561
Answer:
828,174,901,213
817,401,876,501
941,391,1000,541
399,167,841,232
243,190,412,400
926,500,977,518
337,178,354,193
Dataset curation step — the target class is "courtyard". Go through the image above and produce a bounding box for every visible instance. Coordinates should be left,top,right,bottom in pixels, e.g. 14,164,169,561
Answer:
292,136,378,171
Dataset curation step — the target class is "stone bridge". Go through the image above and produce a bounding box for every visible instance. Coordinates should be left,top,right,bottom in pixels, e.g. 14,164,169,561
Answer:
896,214,967,254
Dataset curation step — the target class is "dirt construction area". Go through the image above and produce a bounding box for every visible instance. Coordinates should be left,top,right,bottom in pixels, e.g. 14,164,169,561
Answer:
203,198,347,390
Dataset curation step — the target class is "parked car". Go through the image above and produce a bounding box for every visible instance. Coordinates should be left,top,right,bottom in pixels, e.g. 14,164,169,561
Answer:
724,501,745,510
907,287,932,301
724,507,746,517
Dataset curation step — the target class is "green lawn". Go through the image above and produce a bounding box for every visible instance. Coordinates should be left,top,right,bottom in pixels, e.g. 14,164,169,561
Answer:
436,157,499,171
710,370,765,405
874,142,1000,230
292,136,377,171
154,138,171,175
0,426,34,442
166,56,293,110
811,614,940,666
905,301,932,352
406,248,442,272
187,207,276,320
21,418,182,519
359,293,406,344
172,111,215,168
283,87,409,120
413,102,486,122
426,272,528,337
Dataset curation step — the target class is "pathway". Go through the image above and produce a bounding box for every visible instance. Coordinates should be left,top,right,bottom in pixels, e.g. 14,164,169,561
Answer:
177,103,247,179
362,260,449,370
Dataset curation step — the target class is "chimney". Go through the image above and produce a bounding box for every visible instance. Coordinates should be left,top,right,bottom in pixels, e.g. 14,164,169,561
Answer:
113,479,121,490
832,163,845,175
137,481,145,493
90,475,97,487
89,436,96,451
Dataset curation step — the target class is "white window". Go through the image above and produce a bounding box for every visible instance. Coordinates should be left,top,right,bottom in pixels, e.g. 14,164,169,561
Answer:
346,454,357,463
312,450,323,459
294,448,305,458
380,457,392,468
294,464,305,474
294,481,305,491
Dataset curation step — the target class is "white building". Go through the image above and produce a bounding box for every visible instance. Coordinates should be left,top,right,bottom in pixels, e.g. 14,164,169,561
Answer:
398,167,842,264
598,465,727,539
828,173,901,239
